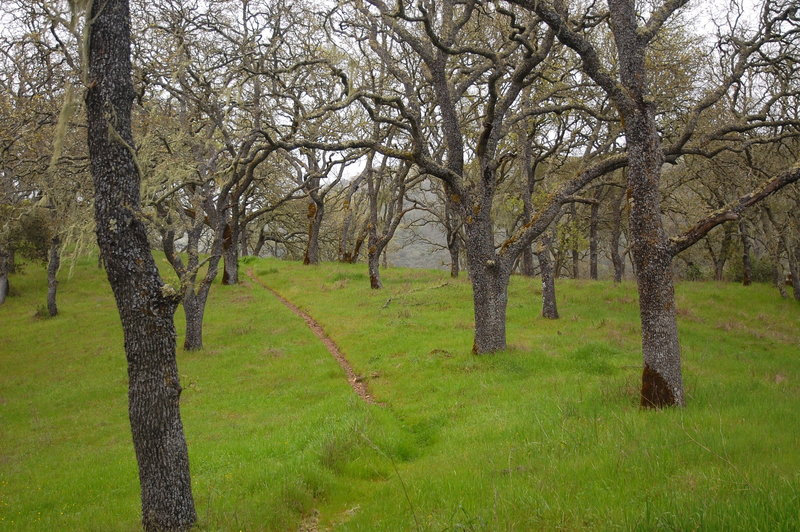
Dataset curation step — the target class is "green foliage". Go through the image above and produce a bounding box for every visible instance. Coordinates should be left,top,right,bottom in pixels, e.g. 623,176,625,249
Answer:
13,207,52,263
1,257,798,530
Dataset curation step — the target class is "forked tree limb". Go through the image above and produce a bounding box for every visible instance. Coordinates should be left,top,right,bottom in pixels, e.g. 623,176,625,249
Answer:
669,164,800,257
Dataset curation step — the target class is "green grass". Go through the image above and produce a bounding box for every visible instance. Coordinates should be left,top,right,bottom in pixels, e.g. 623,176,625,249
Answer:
1,255,799,530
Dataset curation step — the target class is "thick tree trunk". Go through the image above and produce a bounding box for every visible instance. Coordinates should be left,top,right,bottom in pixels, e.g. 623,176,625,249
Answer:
465,216,511,353
86,1,196,529
610,187,626,283
608,0,684,408
303,199,324,265
520,246,534,277
47,236,61,317
182,291,206,351
537,231,559,319
739,219,753,286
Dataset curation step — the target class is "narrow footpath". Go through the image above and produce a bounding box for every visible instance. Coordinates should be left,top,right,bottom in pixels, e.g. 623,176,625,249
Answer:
246,269,377,405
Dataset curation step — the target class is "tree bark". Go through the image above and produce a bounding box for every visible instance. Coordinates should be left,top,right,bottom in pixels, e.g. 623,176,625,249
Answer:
708,223,734,281
610,186,626,283
221,220,238,285
761,207,788,298
465,213,511,353
570,203,579,278
85,0,196,529
739,219,753,286
47,236,61,317
0,246,9,305
608,0,684,407
303,198,324,265
537,231,559,319
589,198,600,280
182,290,206,351
444,185,461,278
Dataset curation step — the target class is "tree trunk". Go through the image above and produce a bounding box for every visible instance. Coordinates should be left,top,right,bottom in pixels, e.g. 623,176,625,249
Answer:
182,291,205,351
589,200,600,280
447,234,461,279
85,1,196,529
792,245,800,301
570,202,580,279
222,221,238,285
739,219,753,286
47,236,61,317
444,185,461,278
0,247,9,305
610,187,626,283
537,231,559,319
710,223,734,281
761,208,788,298
303,199,324,265
464,216,511,353
609,0,684,408
366,164,383,289
368,244,382,289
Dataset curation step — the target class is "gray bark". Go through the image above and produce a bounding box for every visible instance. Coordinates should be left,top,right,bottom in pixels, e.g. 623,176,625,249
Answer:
589,199,600,280
85,0,196,528
739,219,753,286
608,0,684,407
222,220,238,285
610,186,626,283
182,291,206,351
570,203,580,278
464,210,512,353
303,199,324,265
0,247,9,305
537,231,559,319
443,183,462,278
47,236,60,317
761,207,788,298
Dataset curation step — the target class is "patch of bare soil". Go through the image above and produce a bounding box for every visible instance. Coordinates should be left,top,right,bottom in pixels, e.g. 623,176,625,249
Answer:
247,269,377,405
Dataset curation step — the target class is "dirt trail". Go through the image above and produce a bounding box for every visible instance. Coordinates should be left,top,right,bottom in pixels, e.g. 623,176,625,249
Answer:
246,269,377,405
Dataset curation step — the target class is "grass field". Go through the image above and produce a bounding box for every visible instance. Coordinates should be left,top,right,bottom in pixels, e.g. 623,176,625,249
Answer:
1,254,799,531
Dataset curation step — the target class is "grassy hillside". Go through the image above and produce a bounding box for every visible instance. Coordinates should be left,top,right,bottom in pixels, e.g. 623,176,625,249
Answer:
1,255,798,531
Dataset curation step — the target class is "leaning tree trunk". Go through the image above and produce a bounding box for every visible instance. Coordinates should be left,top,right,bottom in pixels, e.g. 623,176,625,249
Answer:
303,199,324,265
47,236,61,317
739,219,753,286
537,231,559,319
609,0,684,408
85,0,196,529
